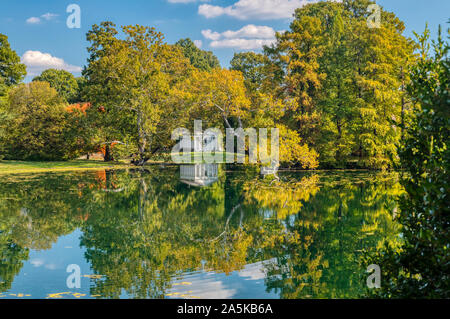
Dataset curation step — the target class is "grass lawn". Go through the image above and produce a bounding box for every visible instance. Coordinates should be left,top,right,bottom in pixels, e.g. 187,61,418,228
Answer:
0,151,258,174
0,160,130,174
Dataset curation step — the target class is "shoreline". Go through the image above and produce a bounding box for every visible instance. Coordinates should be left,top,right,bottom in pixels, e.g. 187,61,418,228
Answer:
0,160,398,175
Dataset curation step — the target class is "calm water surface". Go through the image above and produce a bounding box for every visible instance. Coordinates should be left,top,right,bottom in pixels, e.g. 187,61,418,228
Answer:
0,165,401,299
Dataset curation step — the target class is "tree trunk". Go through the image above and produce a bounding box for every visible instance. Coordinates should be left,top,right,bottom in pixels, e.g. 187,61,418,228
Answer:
104,144,114,162
137,109,147,164
400,67,405,140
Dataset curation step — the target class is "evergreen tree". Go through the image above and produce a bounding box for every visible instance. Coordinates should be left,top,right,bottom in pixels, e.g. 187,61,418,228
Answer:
175,38,220,72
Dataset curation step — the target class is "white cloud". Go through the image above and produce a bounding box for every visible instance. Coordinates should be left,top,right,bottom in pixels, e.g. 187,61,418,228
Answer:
26,17,41,24
201,29,221,41
168,0,209,3
223,24,276,39
170,274,237,299
238,260,274,280
199,5,226,19
210,38,276,50
193,40,203,48
44,263,58,270
199,0,316,20
30,259,44,267
21,50,82,77
202,25,279,50
26,12,58,25
41,13,59,21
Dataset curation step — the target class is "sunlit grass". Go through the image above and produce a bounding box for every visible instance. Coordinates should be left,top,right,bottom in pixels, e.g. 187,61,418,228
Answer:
0,160,129,174
0,153,235,174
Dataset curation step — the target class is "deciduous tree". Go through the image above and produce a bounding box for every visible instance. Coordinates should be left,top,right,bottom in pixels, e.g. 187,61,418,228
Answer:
0,33,26,97
83,22,192,164
33,69,81,103
3,81,76,160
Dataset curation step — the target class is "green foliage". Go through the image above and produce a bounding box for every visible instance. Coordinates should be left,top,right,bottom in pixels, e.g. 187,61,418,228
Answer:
0,33,26,97
175,38,220,71
0,107,11,160
33,69,81,104
84,22,193,164
365,26,449,298
75,76,87,102
230,52,271,91
0,35,26,160
263,0,415,169
2,82,77,161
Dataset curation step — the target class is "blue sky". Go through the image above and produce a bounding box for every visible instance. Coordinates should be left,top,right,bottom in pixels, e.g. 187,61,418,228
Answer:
0,0,448,81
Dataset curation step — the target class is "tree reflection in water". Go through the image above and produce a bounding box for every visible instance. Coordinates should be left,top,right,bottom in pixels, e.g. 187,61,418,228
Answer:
0,167,401,298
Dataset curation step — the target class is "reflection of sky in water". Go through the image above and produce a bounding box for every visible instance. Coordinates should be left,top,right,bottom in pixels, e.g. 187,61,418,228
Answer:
4,229,277,299
5,230,94,298
167,260,278,299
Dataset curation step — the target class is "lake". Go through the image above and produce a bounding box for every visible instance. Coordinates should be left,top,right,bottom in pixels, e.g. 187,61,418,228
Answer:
0,165,401,299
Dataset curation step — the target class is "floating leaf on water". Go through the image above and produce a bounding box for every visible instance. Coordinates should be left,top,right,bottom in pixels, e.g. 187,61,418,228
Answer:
46,292,71,299
83,274,104,279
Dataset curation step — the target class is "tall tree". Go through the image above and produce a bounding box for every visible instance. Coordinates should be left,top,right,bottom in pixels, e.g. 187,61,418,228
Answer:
265,0,415,168
83,22,192,164
0,34,26,97
265,10,326,149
